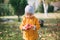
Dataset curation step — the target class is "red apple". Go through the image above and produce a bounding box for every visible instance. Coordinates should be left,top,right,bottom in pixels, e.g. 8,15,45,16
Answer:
28,25,33,29
25,24,33,30
24,24,30,30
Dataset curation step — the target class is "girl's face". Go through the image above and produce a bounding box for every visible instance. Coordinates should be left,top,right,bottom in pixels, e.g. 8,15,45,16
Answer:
25,13,34,18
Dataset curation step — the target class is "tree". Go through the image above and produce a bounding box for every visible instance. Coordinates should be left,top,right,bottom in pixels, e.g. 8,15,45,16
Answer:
0,0,4,3
48,4,54,13
0,4,13,16
0,0,13,16
38,0,60,17
9,0,28,21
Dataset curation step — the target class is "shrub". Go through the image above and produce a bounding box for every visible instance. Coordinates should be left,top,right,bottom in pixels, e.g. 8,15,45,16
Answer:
48,5,54,13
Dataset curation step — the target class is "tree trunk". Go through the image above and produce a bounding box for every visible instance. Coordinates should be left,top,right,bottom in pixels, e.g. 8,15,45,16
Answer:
42,0,48,17
18,15,20,22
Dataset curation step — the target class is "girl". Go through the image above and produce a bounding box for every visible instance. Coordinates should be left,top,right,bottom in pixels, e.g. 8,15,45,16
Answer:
20,5,40,40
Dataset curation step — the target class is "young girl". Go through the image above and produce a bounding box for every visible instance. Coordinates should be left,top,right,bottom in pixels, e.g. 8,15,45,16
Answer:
20,5,40,40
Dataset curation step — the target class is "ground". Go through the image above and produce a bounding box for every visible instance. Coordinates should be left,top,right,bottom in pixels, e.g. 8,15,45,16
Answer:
0,13,60,40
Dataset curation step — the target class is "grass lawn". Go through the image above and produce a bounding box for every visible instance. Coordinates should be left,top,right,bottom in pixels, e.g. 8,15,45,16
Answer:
0,22,23,40
0,8,60,40
0,18,60,40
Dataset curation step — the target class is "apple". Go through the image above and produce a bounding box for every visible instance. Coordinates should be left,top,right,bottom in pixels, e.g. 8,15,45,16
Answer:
25,24,33,30
28,25,33,29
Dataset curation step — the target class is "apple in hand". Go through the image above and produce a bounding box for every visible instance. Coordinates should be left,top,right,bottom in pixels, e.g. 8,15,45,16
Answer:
25,24,33,30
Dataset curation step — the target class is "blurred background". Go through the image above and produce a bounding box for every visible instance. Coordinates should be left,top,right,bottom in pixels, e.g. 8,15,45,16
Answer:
0,0,60,40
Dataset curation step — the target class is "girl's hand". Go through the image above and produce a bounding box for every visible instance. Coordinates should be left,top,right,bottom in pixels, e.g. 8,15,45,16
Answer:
22,27,27,31
31,25,36,30
22,24,30,31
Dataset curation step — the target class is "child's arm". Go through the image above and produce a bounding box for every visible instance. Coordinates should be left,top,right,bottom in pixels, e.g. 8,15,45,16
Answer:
19,17,26,31
35,18,40,30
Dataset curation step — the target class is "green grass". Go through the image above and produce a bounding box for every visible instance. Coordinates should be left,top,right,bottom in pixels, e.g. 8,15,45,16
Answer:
0,19,60,40
38,26,60,40
0,22,23,40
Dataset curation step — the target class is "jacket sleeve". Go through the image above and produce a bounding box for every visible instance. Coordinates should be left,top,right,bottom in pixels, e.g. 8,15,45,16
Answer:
35,18,40,30
19,17,26,30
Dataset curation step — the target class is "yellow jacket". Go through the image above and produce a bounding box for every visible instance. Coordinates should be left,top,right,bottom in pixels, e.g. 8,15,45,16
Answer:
20,16,40,40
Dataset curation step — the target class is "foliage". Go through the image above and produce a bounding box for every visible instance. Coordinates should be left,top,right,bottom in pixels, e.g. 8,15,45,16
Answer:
48,4,54,13
9,0,28,21
0,0,4,3
0,4,14,16
9,0,28,16
36,3,54,13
